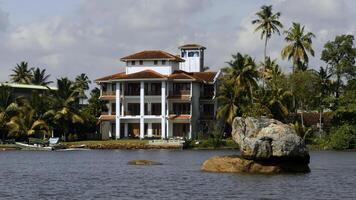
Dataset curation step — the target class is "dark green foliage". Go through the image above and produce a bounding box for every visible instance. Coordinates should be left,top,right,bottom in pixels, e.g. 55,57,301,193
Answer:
321,35,356,98
329,124,356,150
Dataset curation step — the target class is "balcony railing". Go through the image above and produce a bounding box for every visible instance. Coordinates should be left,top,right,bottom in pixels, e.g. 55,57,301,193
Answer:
200,91,214,98
101,111,116,115
102,91,115,96
125,91,140,96
145,90,161,96
124,111,140,116
169,90,190,96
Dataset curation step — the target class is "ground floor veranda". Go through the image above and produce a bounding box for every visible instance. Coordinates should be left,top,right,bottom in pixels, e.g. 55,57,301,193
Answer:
100,118,193,140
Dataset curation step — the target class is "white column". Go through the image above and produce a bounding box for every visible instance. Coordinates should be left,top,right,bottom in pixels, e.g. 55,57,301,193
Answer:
115,82,121,139
140,81,145,139
124,123,128,138
161,81,166,139
148,123,153,137
121,83,125,116
189,123,192,139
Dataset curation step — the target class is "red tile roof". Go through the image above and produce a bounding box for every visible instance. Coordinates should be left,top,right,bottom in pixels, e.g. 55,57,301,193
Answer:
178,44,206,50
95,70,167,81
191,72,217,83
121,50,185,62
96,70,218,83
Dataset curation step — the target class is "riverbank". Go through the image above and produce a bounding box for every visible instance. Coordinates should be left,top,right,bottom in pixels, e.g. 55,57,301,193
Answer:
0,144,19,151
63,140,183,150
63,139,239,150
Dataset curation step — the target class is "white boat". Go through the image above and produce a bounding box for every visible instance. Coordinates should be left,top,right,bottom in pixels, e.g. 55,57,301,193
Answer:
15,142,53,151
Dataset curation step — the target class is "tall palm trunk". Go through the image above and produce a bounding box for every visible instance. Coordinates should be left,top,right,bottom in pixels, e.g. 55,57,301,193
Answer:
262,37,268,88
319,108,323,137
264,37,268,61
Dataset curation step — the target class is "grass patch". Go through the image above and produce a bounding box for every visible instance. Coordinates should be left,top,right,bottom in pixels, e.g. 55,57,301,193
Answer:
62,139,148,146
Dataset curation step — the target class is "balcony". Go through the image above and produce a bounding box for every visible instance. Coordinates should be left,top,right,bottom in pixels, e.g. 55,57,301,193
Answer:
99,112,115,121
168,90,191,100
100,91,116,100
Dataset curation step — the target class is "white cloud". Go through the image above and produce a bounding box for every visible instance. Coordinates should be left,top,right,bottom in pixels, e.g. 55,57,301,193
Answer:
0,0,355,84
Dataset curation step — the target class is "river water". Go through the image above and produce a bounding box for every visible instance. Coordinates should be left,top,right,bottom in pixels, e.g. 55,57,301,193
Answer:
0,150,355,200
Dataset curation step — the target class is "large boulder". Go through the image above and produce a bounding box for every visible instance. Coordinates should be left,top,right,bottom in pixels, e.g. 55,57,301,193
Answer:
232,117,309,164
201,155,310,174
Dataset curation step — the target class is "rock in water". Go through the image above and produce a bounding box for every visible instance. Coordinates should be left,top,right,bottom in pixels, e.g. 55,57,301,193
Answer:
128,160,162,165
201,155,310,174
232,117,310,164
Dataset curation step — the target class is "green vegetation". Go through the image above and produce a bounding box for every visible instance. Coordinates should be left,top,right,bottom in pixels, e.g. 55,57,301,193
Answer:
1,4,355,151
213,4,356,151
0,62,105,143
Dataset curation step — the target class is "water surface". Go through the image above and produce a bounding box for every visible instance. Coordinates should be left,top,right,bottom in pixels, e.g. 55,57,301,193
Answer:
0,150,355,200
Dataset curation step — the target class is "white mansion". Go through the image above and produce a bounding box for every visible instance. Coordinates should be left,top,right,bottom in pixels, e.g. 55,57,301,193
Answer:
95,44,220,140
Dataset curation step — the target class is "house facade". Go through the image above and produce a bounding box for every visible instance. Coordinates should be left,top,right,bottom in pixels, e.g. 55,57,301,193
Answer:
95,44,220,140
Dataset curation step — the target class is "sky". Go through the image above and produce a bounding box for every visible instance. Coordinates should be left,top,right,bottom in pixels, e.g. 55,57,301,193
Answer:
0,0,355,86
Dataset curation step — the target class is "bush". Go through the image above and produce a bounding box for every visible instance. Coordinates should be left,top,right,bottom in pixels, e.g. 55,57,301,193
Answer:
329,124,356,150
68,133,78,142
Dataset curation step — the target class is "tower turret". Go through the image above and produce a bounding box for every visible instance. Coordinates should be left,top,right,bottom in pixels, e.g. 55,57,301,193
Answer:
178,44,206,72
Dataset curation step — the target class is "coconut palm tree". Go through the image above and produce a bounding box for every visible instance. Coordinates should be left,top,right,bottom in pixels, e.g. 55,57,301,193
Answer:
267,88,293,121
252,5,283,60
261,57,281,81
44,78,84,140
31,68,53,86
216,78,239,125
223,53,259,103
74,73,91,104
0,85,20,141
6,105,50,139
10,61,33,84
281,23,316,73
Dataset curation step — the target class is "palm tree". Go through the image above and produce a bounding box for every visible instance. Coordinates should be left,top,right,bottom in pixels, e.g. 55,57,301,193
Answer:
315,66,333,132
281,23,316,73
74,73,91,104
0,85,20,141
223,53,259,103
10,61,33,84
261,57,281,81
45,78,84,140
216,78,239,125
6,105,50,139
252,5,283,60
267,88,293,121
31,68,53,86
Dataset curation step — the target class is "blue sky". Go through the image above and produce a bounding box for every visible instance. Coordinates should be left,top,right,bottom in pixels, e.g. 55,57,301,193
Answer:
0,0,355,85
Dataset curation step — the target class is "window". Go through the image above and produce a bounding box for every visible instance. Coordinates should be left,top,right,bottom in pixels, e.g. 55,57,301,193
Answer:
151,103,162,115
202,104,214,116
131,61,135,65
181,51,186,57
127,103,140,115
111,83,116,91
111,103,116,114
139,60,143,65
102,83,107,92
172,103,191,115
188,51,199,57
162,60,166,65
154,60,158,65
125,83,140,96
